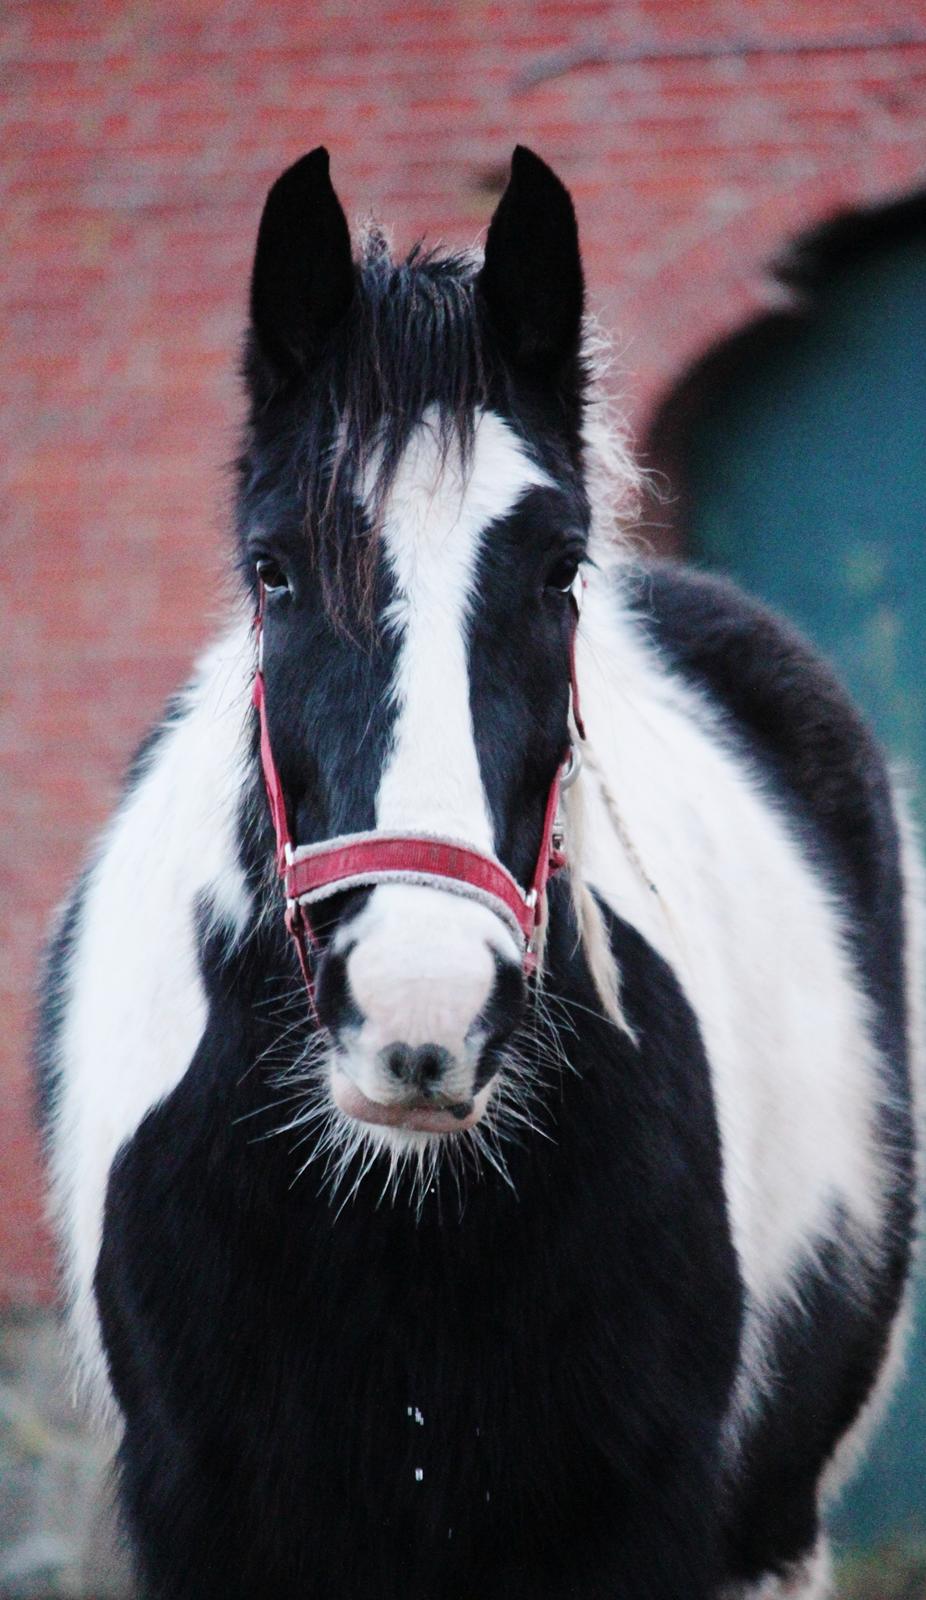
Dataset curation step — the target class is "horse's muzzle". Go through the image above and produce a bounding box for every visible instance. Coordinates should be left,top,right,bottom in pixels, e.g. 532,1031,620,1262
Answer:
314,884,526,1133
330,1073,493,1134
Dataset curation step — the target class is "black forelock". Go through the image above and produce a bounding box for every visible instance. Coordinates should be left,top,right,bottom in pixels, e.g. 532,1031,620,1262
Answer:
332,227,488,512
238,229,587,628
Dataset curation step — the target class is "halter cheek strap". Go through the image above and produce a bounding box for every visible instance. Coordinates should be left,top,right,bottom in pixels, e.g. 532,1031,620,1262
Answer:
251,581,584,1002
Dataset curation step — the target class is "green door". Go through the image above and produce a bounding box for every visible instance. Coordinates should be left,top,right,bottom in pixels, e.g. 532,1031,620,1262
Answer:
672,209,926,1582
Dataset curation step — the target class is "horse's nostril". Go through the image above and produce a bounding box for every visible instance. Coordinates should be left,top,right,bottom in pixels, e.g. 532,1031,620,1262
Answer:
413,1045,445,1086
385,1043,412,1081
379,1042,452,1091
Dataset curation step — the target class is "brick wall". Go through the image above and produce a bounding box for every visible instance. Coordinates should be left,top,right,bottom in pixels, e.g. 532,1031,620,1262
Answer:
3,0,925,1304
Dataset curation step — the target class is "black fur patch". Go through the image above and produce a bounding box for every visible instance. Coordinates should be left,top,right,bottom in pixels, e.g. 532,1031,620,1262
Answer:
33,873,90,1137
468,484,587,889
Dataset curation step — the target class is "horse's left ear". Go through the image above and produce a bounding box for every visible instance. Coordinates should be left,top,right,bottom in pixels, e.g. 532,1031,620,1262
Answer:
477,146,584,380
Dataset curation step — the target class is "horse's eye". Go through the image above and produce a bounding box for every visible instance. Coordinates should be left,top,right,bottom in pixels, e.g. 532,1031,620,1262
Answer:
545,554,581,595
256,557,290,595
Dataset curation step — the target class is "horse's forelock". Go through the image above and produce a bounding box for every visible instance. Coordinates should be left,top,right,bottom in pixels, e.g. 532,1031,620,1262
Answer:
297,236,488,632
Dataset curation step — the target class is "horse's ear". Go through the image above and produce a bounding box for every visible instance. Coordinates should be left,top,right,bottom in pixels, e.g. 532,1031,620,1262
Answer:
477,146,584,380
249,147,354,389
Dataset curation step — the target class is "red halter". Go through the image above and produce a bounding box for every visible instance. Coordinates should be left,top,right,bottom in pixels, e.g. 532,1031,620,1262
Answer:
251,584,585,1004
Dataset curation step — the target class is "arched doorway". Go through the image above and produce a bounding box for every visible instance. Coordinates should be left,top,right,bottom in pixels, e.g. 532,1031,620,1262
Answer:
645,191,926,1571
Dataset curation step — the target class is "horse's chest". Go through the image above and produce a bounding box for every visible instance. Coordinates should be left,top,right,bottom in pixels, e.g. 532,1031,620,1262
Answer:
108,1135,618,1588
99,1010,740,1595
111,1088,626,1485
224,1191,615,1529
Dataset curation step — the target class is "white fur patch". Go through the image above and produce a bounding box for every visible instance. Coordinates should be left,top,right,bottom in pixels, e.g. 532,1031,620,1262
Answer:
574,566,900,1448
376,409,548,846
722,1538,832,1599
47,619,254,1420
817,779,926,1503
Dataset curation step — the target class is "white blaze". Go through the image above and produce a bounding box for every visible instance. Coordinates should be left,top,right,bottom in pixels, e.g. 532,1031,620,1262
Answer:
376,410,549,843
339,411,549,1078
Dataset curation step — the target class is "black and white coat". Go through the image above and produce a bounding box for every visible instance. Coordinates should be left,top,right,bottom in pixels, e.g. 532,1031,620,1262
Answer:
37,148,921,1600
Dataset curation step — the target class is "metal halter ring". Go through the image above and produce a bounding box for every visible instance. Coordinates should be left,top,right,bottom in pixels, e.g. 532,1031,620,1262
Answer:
560,744,582,790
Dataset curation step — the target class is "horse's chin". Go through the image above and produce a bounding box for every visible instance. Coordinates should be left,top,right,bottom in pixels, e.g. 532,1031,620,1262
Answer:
331,1072,494,1135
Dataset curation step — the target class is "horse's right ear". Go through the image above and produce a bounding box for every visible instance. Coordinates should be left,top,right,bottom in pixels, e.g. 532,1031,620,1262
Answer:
248,147,354,393
477,146,584,382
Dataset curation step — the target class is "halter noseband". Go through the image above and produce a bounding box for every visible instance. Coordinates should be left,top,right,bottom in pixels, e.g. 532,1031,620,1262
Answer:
251,583,585,1005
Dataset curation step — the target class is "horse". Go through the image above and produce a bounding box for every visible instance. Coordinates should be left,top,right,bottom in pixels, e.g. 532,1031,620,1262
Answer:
37,145,921,1600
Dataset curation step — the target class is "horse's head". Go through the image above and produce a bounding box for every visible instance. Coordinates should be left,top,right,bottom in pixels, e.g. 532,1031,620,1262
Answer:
239,147,599,1148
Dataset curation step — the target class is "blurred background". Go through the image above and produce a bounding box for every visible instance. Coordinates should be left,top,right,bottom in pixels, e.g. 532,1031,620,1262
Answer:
2,1,925,1594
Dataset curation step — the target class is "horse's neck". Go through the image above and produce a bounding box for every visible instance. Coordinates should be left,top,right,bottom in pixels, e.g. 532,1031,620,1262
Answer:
566,572,689,963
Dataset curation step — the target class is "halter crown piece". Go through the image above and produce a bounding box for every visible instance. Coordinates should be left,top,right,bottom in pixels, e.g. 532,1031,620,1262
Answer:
251,581,586,1009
